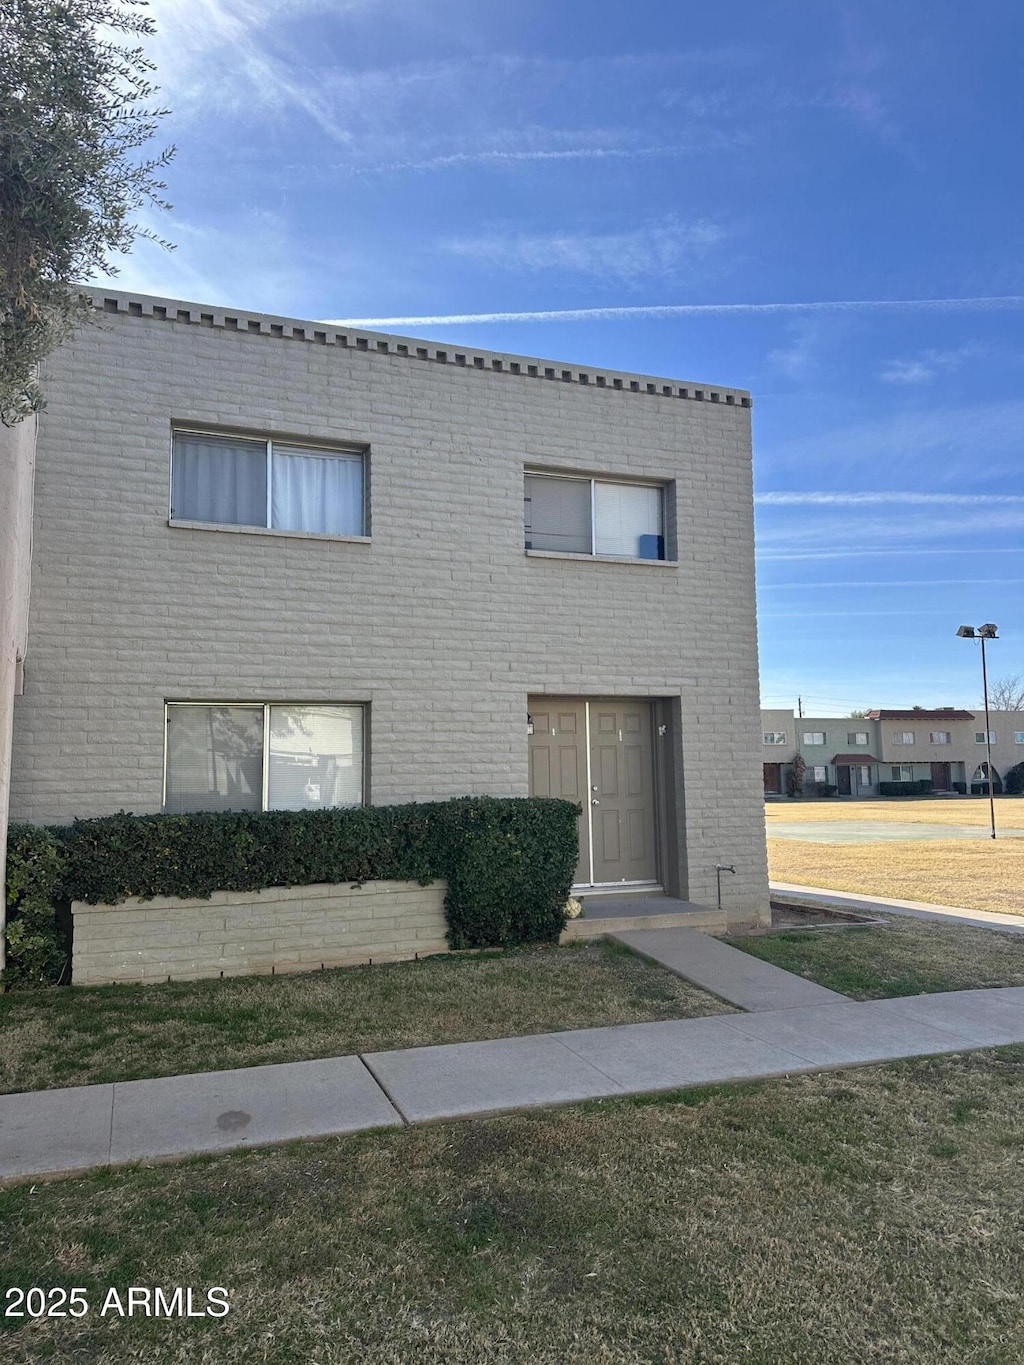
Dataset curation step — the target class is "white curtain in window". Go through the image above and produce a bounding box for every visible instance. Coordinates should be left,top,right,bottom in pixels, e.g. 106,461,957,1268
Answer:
594,483,663,558
524,475,591,553
271,449,363,535
171,433,267,526
267,705,363,810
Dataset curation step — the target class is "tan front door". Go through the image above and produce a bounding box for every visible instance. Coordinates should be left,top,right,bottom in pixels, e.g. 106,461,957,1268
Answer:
528,697,658,887
527,700,588,875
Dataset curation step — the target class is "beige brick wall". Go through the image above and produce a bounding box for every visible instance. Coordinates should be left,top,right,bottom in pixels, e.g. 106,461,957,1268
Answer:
14,291,769,922
71,879,449,985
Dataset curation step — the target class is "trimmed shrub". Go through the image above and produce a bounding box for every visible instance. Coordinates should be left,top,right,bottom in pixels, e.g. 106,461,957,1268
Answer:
3,824,69,988
878,779,934,797
1004,763,1024,796
54,795,581,955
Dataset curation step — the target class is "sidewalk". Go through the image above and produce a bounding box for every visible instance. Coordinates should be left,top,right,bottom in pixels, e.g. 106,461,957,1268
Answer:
3,926,1024,1185
770,881,1024,933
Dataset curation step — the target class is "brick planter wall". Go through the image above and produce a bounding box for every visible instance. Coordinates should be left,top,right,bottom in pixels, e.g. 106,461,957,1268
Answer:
71,880,449,985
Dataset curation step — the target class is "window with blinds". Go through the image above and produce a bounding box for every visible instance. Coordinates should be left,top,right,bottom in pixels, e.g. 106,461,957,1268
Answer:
524,472,666,560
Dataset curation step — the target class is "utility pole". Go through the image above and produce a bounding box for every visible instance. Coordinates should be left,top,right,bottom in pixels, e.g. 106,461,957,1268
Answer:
797,696,803,718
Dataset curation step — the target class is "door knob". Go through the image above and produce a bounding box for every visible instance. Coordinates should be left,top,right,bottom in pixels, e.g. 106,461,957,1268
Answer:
591,799,600,806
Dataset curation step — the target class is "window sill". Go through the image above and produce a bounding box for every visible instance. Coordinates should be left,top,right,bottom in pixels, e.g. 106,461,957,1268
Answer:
168,519,371,545
525,549,677,567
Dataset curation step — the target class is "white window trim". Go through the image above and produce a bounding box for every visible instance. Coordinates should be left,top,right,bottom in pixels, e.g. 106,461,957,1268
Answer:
163,700,368,813
524,469,671,563
170,427,369,538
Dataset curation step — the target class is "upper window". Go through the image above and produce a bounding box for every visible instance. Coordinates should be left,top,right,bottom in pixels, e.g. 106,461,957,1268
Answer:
763,731,787,746
893,731,915,744
929,731,951,744
803,732,825,746
976,731,996,743
847,731,869,746
164,702,364,814
1015,732,1024,744
171,431,365,537
524,473,665,560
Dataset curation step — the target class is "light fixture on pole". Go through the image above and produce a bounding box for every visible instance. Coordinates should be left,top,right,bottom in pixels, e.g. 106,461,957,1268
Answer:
956,623,998,840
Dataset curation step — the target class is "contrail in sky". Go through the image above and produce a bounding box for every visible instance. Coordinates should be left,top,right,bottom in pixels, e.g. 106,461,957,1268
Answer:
325,296,1024,328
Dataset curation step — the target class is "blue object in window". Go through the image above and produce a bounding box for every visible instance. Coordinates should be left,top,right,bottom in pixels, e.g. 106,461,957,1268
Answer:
638,533,665,560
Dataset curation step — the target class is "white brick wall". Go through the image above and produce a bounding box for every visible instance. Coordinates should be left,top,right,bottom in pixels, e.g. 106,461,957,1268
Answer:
72,879,449,984
13,292,769,920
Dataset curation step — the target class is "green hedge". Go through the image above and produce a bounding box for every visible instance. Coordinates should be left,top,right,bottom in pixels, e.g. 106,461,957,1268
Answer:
878,779,934,797
1005,763,1024,796
4,797,581,984
3,824,69,988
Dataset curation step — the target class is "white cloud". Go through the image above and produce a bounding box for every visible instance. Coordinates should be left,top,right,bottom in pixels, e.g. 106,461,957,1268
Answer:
327,296,1024,327
758,400,1024,484
758,546,1024,562
87,208,329,314
146,0,370,141
441,217,727,285
767,321,822,380
879,343,984,384
760,577,1024,589
344,139,743,177
756,491,1024,506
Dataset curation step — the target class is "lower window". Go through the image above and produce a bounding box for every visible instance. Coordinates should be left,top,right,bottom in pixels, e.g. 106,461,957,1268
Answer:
164,703,365,813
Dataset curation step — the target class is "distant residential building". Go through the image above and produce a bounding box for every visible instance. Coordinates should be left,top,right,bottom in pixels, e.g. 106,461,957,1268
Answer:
761,706,1024,796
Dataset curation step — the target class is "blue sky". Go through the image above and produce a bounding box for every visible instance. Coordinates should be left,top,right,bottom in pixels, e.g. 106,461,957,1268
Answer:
102,0,1024,715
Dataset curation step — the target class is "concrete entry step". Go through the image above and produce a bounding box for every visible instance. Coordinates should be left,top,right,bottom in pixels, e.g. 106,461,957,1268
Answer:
610,925,848,1012
562,895,726,941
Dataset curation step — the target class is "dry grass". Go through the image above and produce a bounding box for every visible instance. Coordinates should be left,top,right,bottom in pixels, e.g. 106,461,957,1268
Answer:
768,836,1024,913
0,941,733,1096
728,915,1024,997
766,796,1024,827
2,1049,1024,1363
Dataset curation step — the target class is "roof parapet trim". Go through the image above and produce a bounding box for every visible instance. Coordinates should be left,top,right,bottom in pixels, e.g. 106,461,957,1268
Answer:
88,290,752,408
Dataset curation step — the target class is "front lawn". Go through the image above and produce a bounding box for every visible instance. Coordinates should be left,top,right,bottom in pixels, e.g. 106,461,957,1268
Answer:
727,915,1024,998
765,795,1024,827
768,836,1024,913
2,1048,1023,1363
0,941,733,1095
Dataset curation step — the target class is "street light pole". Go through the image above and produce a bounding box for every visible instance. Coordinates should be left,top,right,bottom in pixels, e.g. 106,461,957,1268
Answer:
980,631,996,841
957,623,998,840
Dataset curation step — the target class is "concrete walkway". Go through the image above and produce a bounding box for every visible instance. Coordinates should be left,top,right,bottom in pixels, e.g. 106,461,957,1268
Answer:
771,882,1024,934
610,925,846,1010
770,821,1024,843
4,928,1024,1184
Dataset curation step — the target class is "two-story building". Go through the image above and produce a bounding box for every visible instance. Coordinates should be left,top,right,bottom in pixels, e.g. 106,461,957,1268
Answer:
7,291,771,924
761,706,1024,796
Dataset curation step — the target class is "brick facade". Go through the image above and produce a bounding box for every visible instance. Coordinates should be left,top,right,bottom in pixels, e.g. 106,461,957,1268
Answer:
71,880,449,985
12,292,769,921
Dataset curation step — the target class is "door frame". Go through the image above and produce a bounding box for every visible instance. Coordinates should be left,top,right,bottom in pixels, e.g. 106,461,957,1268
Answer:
528,694,663,892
